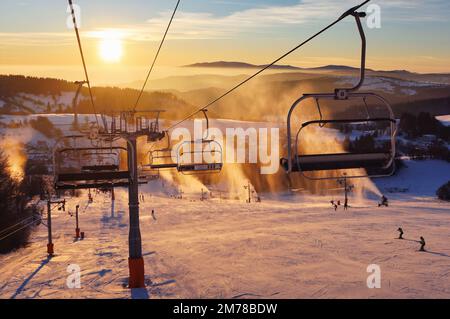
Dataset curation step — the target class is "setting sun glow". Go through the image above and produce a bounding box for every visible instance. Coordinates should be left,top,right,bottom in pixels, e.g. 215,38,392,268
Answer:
99,32,123,63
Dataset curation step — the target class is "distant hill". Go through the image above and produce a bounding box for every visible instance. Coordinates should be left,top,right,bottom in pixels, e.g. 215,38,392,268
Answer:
184,61,373,72
183,62,450,81
2,71,449,121
0,75,193,117
308,65,366,71
184,61,303,71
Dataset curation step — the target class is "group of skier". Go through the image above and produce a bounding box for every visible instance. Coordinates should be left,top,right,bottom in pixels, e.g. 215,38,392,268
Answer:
398,227,427,252
330,195,389,212
330,199,349,211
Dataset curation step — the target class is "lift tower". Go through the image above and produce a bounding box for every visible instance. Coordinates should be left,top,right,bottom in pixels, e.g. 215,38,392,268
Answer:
53,111,165,288
109,111,165,288
107,111,165,288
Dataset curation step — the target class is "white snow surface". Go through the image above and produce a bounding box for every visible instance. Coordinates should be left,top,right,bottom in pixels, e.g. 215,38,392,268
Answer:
0,181,449,299
0,115,449,299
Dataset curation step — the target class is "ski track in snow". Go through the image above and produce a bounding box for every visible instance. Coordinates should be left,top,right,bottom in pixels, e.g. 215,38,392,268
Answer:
0,189,449,299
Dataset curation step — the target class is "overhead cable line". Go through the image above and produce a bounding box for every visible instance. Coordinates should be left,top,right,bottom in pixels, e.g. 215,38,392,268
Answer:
0,216,35,236
68,0,101,128
0,219,38,242
166,0,370,132
133,0,181,112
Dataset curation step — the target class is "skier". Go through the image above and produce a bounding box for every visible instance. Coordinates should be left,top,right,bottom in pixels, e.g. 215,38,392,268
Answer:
419,237,426,252
397,227,404,239
379,195,389,207
331,200,338,211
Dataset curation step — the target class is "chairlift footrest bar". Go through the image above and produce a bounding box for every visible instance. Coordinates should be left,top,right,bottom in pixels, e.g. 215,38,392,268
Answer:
282,152,391,172
177,163,223,173
57,171,130,182
81,165,120,172
55,181,130,190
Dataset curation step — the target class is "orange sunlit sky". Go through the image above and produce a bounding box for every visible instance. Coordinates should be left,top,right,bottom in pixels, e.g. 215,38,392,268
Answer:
1,0,449,85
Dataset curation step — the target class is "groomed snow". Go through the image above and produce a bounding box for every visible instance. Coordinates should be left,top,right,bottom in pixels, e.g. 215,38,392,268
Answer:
0,183,449,299
0,115,449,299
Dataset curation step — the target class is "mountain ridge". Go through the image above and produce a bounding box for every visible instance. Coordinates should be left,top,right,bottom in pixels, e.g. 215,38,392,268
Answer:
184,61,370,72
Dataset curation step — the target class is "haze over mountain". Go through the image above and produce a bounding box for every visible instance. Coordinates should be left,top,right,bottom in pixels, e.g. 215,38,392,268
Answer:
184,61,364,72
184,61,450,77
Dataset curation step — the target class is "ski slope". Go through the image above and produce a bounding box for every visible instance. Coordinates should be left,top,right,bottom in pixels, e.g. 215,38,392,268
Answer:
0,183,449,299
1,111,449,299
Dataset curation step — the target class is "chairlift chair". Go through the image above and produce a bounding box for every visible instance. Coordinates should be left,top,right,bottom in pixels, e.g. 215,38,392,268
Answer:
53,136,131,190
281,10,397,180
143,131,178,171
175,110,224,174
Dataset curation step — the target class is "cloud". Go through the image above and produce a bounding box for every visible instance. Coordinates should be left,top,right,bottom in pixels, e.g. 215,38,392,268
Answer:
87,0,450,41
133,0,347,40
0,32,73,46
0,0,448,45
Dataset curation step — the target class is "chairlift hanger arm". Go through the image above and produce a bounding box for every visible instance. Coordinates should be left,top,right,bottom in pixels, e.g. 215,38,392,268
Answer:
201,109,210,141
335,10,367,98
148,131,171,160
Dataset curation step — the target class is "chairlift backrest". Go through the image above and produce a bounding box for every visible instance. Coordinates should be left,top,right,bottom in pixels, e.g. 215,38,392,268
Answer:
176,139,223,174
53,137,131,190
143,131,178,171
175,111,223,174
282,93,397,180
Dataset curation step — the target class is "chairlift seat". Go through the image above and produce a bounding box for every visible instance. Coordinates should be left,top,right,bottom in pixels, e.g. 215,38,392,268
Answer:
178,163,223,173
176,138,224,174
149,163,178,170
55,181,130,190
284,152,391,172
57,171,130,182
81,165,119,172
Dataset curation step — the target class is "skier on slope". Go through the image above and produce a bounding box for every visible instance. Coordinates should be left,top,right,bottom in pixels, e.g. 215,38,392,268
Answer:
419,237,426,252
397,227,404,239
379,195,389,207
331,200,338,211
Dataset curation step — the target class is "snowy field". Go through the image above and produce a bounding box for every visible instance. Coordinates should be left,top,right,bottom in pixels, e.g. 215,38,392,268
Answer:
0,112,449,299
0,173,449,299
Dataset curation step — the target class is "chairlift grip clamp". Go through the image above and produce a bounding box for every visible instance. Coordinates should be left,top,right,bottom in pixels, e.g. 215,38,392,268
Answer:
335,89,349,100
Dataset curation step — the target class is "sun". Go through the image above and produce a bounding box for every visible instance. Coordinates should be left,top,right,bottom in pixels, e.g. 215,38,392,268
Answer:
99,32,123,63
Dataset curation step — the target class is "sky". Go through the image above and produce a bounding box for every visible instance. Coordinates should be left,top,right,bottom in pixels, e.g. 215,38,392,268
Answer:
0,0,449,85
